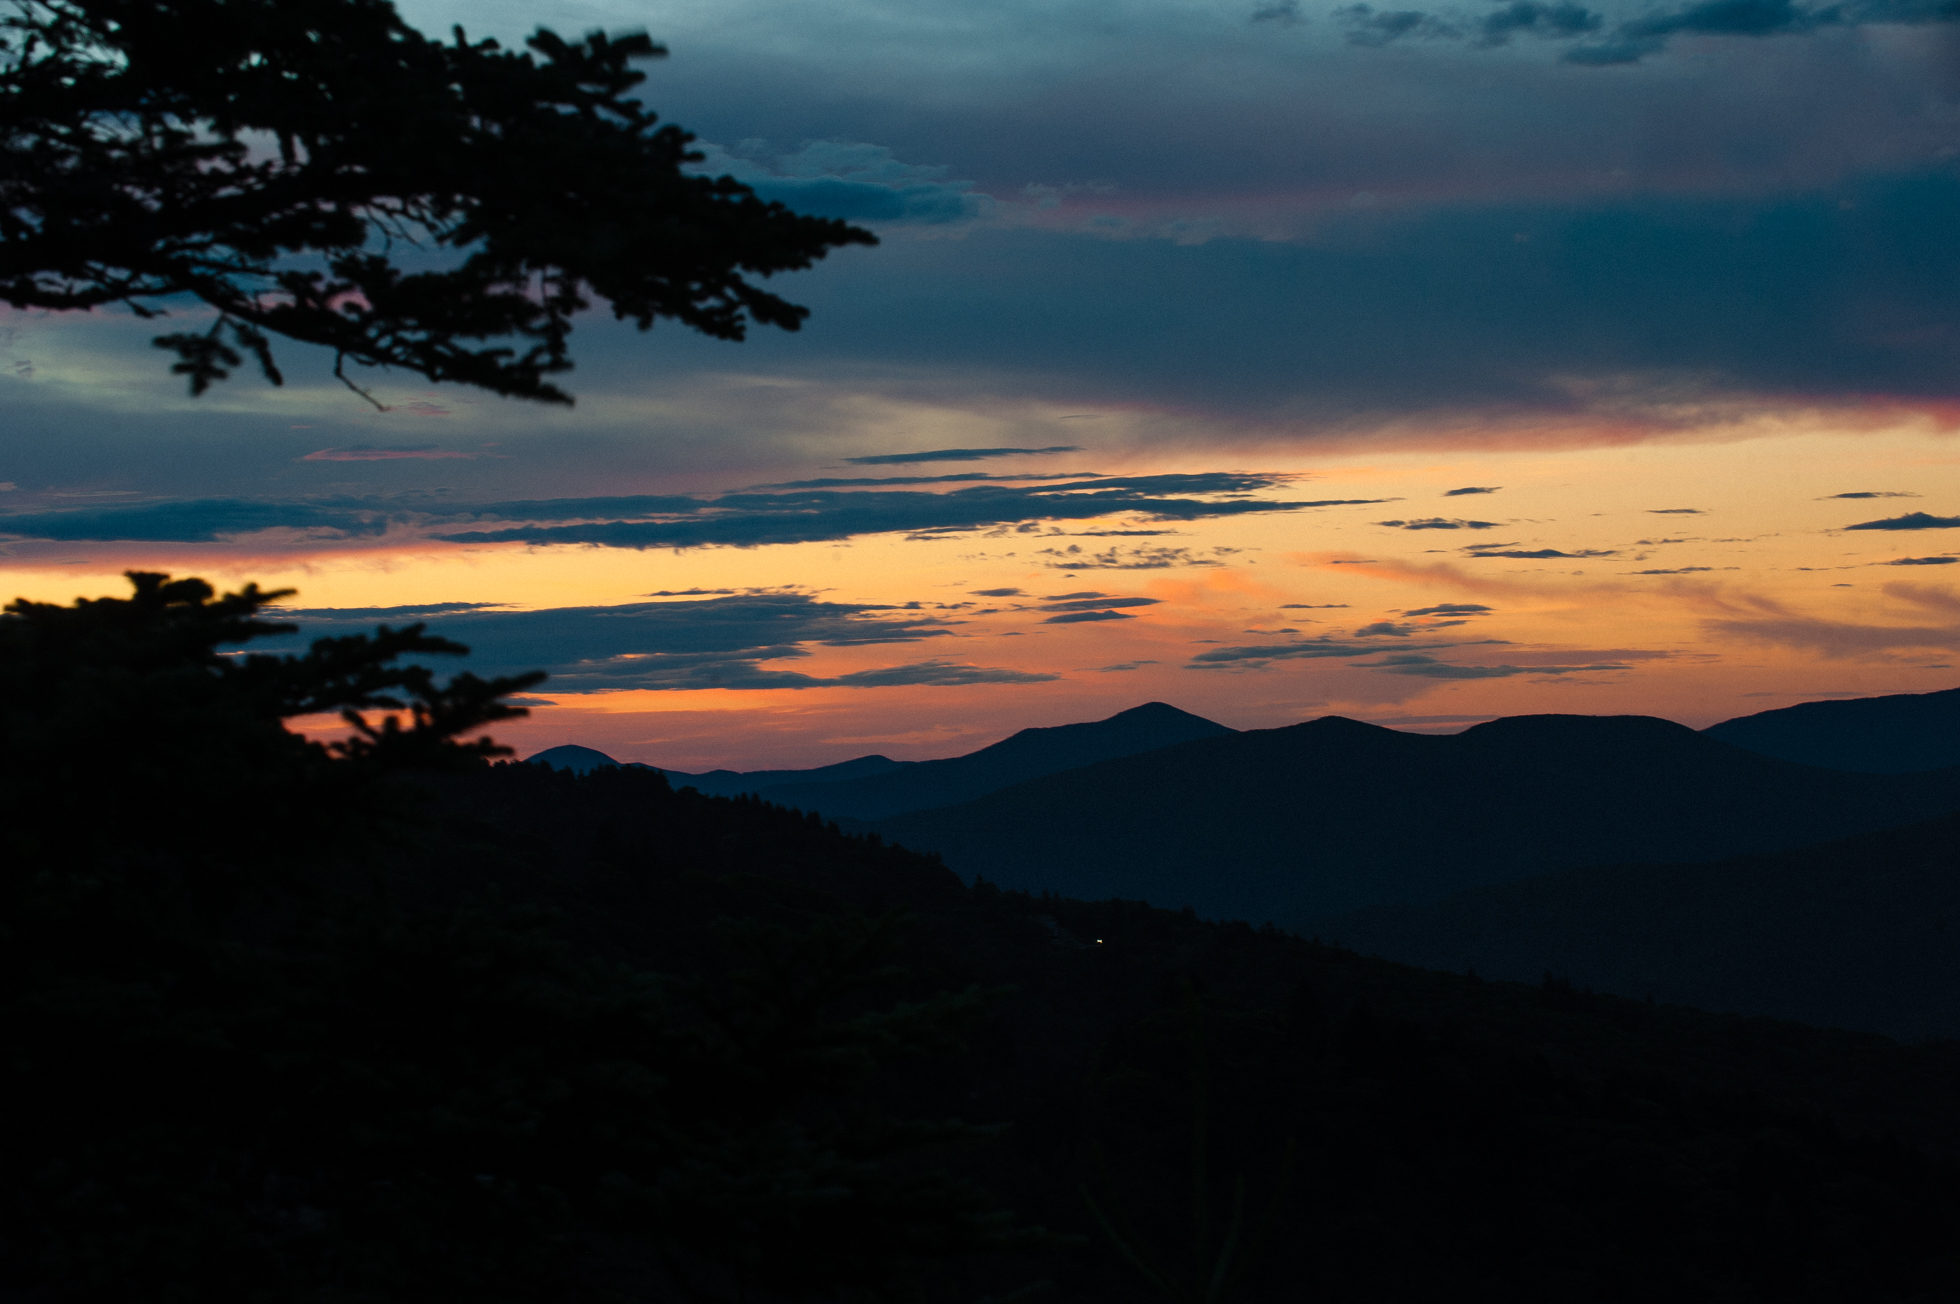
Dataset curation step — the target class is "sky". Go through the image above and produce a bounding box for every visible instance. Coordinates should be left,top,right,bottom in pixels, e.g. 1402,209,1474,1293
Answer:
4,0,1959,769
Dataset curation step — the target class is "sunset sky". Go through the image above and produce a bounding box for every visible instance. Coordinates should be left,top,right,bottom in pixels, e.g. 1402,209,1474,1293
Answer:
4,0,1959,769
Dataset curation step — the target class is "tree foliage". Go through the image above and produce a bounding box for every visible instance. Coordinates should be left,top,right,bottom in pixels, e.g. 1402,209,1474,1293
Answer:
0,574,1026,1302
0,0,877,404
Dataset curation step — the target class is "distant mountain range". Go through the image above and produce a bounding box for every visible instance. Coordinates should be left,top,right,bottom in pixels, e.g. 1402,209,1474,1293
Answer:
526,702,1233,817
752,702,1233,819
529,685,1960,930
1701,686,1960,772
868,714,1960,924
1320,811,1960,1041
527,689,1960,1041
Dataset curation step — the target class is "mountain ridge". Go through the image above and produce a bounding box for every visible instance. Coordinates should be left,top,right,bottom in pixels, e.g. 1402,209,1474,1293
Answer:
870,711,1960,924
1702,685,1960,772
526,701,1234,816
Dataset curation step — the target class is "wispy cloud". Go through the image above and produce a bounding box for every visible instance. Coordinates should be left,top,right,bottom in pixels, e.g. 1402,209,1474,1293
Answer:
1844,512,1960,531
0,474,1376,551
1187,637,1497,670
1699,583,1960,657
842,446,1080,466
301,446,478,462
1039,543,1233,569
1377,518,1502,530
1466,547,1619,559
1339,0,1960,66
1044,610,1135,623
254,593,1055,693
1348,651,1631,679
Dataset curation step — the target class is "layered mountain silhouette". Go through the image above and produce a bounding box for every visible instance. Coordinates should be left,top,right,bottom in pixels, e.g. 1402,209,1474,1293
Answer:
526,702,1232,818
1320,811,1960,1041
656,753,908,798
525,744,909,792
870,713,1960,925
751,701,1234,820
1702,685,1960,772
525,743,651,775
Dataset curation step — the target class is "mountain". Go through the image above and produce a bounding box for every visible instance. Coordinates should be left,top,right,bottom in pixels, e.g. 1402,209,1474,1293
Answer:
749,701,1236,820
422,761,1960,1301
1318,811,1960,1042
659,752,909,798
523,743,647,774
870,713,1960,926
524,703,1228,811
1702,685,1960,772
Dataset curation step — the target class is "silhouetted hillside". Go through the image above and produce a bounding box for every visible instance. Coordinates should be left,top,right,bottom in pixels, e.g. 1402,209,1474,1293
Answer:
524,743,651,774
871,713,1960,924
752,701,1235,819
525,743,906,791
1703,685,1960,772
524,702,1230,812
1319,811,1960,1041
416,762,1960,1303
650,751,908,796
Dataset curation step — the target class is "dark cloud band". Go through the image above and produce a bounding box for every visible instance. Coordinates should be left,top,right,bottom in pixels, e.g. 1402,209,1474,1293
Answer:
0,474,1382,550
254,593,1054,693
841,446,1081,465
1845,513,1960,531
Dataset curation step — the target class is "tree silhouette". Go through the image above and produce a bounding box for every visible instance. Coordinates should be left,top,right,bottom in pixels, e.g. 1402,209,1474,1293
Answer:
1,0,876,405
0,573,1028,1301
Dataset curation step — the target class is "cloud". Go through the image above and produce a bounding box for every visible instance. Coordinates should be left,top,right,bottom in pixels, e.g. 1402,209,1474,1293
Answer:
823,660,1059,687
301,446,478,462
1375,518,1503,530
269,601,509,619
1700,584,1960,656
842,446,1081,466
1351,652,1631,679
251,592,1054,692
1824,491,1920,500
1095,660,1160,672
1281,603,1350,608
1465,548,1619,559
1336,5,1464,46
753,472,1096,488
1647,508,1704,515
1883,556,1960,566
970,587,1024,597
1844,512,1960,531
1039,544,1227,569
0,497,392,542
1354,620,1466,636
691,139,994,226
1187,637,1489,669
1628,566,1716,574
1340,0,1960,65
1443,486,1501,496
1250,0,1304,22
437,475,1345,551
1044,610,1136,623
0,474,1356,550
1036,596,1161,612
1402,603,1494,616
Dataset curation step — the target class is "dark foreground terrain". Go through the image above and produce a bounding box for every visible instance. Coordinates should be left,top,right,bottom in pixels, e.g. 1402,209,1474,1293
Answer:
7,577,1958,1303
424,763,1960,1303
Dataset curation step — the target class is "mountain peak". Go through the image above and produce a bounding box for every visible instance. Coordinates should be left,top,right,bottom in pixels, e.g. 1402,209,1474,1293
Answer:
524,744,626,774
